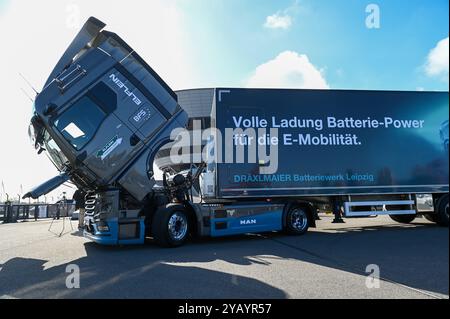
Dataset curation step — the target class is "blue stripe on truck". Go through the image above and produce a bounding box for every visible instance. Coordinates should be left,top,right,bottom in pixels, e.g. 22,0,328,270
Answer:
211,209,283,237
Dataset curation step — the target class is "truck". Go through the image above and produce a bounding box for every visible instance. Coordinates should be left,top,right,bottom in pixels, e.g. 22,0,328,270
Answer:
24,17,449,247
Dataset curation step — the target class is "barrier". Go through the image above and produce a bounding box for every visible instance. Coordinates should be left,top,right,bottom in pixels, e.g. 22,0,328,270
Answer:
0,203,76,224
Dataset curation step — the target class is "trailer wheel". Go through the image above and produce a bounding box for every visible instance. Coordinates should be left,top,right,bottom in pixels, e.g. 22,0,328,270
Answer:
435,194,449,227
285,206,310,235
386,204,416,224
389,214,416,224
151,205,190,247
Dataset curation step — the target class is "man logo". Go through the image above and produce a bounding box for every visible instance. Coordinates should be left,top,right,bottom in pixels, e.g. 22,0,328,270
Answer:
109,74,142,106
240,219,257,226
227,209,236,217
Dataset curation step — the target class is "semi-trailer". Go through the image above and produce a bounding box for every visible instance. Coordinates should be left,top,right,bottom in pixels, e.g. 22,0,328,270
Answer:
25,18,449,247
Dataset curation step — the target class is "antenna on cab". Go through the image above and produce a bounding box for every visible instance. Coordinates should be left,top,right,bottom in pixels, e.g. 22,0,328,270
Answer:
20,88,35,103
19,72,39,96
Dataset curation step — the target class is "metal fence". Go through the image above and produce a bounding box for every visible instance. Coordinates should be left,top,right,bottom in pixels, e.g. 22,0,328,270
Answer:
0,203,76,224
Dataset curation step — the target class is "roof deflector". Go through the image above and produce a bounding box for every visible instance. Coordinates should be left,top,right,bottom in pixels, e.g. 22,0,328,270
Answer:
43,17,106,89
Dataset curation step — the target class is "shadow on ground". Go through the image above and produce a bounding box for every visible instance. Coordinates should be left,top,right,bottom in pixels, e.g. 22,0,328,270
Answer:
0,220,448,299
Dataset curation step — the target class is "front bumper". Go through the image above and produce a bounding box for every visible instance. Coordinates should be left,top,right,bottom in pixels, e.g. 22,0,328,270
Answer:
83,218,146,246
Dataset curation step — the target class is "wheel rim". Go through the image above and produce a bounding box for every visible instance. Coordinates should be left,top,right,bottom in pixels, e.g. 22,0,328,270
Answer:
290,208,308,231
168,212,188,241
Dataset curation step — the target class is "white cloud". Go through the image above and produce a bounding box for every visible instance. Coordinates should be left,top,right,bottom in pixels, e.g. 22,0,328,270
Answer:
246,51,329,89
0,0,195,201
425,37,449,81
264,13,292,30
263,1,302,30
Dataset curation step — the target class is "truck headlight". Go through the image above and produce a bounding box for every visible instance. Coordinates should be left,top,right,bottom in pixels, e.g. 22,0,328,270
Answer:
97,223,110,232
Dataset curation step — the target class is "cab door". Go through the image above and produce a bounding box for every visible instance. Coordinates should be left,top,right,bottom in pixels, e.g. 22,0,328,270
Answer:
105,69,169,144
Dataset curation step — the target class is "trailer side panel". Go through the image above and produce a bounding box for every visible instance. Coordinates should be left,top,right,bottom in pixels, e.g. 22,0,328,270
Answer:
213,88,449,198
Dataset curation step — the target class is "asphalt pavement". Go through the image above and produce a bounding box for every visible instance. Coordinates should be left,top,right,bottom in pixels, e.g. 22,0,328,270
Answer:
0,215,448,299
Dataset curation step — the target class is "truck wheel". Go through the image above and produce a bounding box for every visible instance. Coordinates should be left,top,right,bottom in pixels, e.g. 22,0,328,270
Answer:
435,194,449,227
389,214,416,224
285,206,310,235
152,206,190,247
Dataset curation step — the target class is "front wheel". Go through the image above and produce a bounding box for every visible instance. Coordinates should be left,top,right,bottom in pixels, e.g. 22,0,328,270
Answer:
152,205,190,247
285,206,310,235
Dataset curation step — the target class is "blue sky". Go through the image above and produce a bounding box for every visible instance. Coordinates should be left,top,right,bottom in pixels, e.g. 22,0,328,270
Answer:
176,0,449,91
0,0,448,91
0,0,7,12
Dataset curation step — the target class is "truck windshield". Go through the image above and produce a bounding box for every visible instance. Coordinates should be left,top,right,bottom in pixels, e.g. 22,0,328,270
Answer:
43,130,69,170
54,96,106,150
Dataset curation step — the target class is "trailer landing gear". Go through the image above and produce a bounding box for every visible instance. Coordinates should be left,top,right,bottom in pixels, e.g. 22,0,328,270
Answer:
332,199,345,224
332,216,345,224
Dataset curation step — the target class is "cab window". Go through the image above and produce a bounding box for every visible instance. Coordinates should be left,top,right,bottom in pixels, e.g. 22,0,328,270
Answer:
54,82,117,150
55,96,105,150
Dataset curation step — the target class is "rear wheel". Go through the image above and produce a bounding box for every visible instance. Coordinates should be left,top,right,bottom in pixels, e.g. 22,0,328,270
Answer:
152,205,190,247
435,194,449,227
285,206,310,235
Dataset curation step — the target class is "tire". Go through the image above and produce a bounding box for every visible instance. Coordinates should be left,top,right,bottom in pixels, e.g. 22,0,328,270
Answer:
386,204,416,224
285,206,310,236
435,194,449,227
389,214,417,224
151,205,190,247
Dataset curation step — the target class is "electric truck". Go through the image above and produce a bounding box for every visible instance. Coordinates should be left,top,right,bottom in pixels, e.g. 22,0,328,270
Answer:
25,17,449,247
